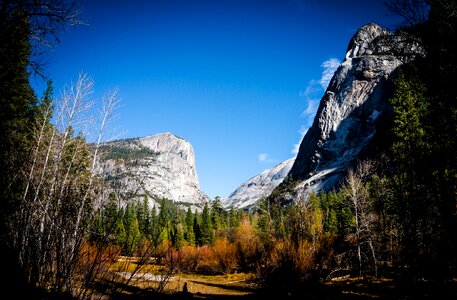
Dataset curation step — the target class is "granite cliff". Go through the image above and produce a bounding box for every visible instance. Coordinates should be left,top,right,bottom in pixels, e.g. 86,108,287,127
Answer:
226,23,424,208
98,132,209,210
279,23,424,203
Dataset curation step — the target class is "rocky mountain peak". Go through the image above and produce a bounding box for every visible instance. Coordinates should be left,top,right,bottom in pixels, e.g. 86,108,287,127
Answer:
140,132,197,174
272,23,425,203
222,157,295,209
345,23,389,59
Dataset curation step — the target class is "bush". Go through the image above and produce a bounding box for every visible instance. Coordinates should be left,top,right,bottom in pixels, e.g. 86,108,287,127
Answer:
256,239,319,297
212,237,237,274
232,215,261,271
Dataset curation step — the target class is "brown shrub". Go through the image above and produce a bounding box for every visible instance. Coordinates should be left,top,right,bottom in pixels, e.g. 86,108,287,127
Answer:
232,215,261,271
256,239,317,297
174,245,203,273
212,237,237,274
193,245,218,274
74,241,122,297
76,241,121,278
167,238,238,275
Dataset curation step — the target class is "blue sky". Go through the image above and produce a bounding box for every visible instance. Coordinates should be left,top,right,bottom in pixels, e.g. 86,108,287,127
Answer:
32,0,399,199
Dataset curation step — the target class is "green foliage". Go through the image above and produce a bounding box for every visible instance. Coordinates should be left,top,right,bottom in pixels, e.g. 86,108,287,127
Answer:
0,7,38,237
193,212,202,246
390,64,429,158
170,220,185,249
210,196,225,230
136,196,150,234
256,199,273,241
116,219,127,245
157,199,171,242
200,203,214,245
149,205,161,245
267,175,300,205
386,7,457,272
125,218,141,255
228,207,240,228
99,140,159,163
184,207,195,245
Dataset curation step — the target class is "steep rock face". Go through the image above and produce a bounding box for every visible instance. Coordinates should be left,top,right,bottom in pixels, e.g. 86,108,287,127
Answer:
98,132,209,209
282,23,424,201
222,157,295,209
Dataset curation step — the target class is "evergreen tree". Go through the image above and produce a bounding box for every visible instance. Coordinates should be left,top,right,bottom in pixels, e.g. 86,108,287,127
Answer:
170,222,185,249
256,198,272,241
229,207,240,228
123,202,136,233
91,210,105,241
125,218,141,255
136,196,150,235
193,212,202,246
0,6,37,244
116,219,127,245
184,207,195,245
103,192,120,235
200,203,214,245
257,211,271,241
149,205,161,246
389,63,434,271
211,196,224,231
157,199,170,242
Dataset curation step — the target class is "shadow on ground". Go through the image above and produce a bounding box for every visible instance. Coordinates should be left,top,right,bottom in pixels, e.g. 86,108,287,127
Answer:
88,276,457,300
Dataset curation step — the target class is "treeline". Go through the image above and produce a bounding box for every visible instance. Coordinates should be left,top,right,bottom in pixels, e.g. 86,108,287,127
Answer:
90,196,243,255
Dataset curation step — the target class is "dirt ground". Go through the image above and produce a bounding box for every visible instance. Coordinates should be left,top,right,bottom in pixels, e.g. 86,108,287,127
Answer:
163,273,257,298
103,268,457,300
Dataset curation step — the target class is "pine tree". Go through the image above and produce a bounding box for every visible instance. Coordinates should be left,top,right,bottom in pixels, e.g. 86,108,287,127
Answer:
103,192,120,236
123,202,136,233
149,205,161,246
389,64,432,270
171,222,185,249
184,207,195,245
125,218,141,256
211,197,223,231
157,199,170,242
193,212,202,246
0,7,38,243
136,196,150,235
200,203,214,245
229,207,239,228
116,219,127,245
256,198,272,241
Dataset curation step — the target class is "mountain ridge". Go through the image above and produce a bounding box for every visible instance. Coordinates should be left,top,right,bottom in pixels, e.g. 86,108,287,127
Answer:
221,157,295,209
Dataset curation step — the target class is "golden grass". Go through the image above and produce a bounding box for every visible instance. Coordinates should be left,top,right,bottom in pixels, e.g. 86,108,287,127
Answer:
161,272,257,296
109,256,164,273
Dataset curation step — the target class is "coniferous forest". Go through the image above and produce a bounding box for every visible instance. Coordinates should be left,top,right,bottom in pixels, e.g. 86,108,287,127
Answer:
0,0,456,299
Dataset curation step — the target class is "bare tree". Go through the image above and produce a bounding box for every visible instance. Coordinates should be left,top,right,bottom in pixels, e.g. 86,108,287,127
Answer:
11,72,124,296
384,0,430,27
345,160,378,277
0,0,85,76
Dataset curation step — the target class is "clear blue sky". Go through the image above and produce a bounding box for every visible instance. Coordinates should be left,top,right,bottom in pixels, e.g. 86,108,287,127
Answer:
32,0,399,199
